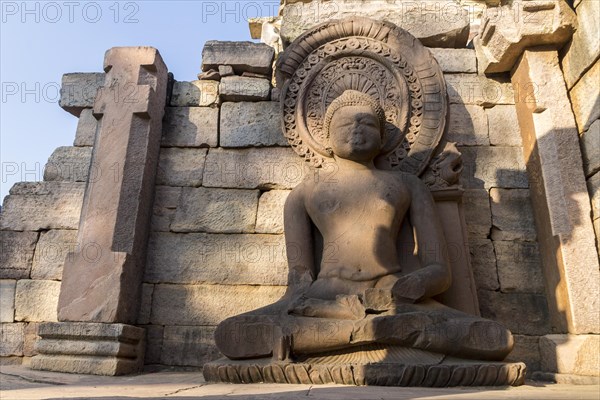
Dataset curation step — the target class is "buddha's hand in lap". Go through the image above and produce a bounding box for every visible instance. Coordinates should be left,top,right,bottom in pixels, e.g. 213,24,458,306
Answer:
391,273,427,304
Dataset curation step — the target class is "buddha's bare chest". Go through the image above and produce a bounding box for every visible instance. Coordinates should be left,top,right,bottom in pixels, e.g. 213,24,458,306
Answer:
305,174,410,230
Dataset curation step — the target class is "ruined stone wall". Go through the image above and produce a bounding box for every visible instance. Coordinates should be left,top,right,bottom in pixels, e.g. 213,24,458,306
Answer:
1,45,551,373
560,0,600,257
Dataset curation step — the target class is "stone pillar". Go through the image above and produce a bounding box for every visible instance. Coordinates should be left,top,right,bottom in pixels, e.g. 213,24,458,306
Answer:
511,49,599,378
31,47,168,375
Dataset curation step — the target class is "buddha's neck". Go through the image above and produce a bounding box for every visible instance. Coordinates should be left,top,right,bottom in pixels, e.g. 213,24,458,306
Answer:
334,157,376,171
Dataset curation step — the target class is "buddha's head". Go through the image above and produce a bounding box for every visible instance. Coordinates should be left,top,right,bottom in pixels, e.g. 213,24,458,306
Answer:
323,90,386,162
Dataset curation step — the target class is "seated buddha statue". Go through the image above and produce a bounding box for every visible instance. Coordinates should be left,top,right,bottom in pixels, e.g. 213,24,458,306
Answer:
215,90,514,362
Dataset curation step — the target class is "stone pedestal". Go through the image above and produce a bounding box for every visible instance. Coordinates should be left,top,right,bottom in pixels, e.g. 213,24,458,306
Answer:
204,346,526,386
31,323,145,376
511,49,600,335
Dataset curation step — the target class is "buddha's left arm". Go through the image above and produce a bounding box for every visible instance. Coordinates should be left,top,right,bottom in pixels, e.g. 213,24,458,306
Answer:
393,176,452,302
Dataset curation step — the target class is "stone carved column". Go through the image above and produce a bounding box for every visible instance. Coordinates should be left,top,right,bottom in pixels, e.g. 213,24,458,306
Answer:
512,48,599,374
31,47,169,375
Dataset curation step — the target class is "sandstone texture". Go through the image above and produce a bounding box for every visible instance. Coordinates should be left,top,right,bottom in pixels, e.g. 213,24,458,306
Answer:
43,146,92,182
540,334,599,377
145,232,287,285
151,186,181,232
150,284,286,326
561,0,600,89
494,241,545,294
161,107,219,148
202,41,275,76
580,119,600,177
429,48,476,73
478,290,550,335
170,80,219,107
0,182,85,231
161,326,220,367
171,188,259,233
31,230,78,281
256,190,290,234
0,323,24,356
462,190,491,238
59,73,105,116
459,147,528,189
203,148,308,190
14,280,61,322
475,0,576,73
220,77,271,102
0,231,38,279
0,280,16,322
490,189,537,241
220,102,286,147
73,108,97,147
468,239,499,291
486,105,522,147
446,104,489,146
156,148,208,187
280,0,470,48
570,61,600,133
445,74,514,106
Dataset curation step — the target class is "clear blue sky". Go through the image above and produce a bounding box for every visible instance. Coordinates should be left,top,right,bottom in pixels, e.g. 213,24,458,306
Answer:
1,0,278,200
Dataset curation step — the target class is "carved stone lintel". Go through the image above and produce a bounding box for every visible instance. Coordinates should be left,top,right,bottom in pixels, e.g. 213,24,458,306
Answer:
474,0,576,74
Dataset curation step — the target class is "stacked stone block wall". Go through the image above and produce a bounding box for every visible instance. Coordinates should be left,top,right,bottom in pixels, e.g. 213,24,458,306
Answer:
0,45,550,372
561,0,600,258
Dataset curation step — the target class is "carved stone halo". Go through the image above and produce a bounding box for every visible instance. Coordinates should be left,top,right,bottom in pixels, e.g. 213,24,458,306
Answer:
277,17,448,175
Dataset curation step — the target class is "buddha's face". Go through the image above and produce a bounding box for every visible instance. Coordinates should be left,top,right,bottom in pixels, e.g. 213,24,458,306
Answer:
329,105,382,162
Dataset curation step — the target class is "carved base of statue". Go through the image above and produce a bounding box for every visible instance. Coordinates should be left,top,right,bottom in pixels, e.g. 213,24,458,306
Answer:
203,347,526,387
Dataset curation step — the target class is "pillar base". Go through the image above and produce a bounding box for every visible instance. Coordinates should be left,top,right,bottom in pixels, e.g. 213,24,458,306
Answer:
539,334,600,378
30,322,145,376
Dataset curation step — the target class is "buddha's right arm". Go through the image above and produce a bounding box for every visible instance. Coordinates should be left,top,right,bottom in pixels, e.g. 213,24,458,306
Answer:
283,185,316,295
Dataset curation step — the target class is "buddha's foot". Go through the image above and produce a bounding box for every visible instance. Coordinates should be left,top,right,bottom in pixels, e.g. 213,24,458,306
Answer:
214,315,279,359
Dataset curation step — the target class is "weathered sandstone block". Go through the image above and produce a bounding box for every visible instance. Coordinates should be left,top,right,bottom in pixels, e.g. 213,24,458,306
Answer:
161,326,220,367
15,280,60,322
540,334,599,377
31,230,78,281
220,77,271,102
256,190,291,234
445,74,515,106
0,323,24,356
201,41,275,76
0,280,16,322
506,335,541,372
145,232,287,285
150,284,286,325
171,187,259,233
486,105,522,146
429,48,477,73
561,0,600,89
459,147,528,189
161,107,219,148
0,231,38,279
570,61,600,133
0,182,85,231
170,80,219,107
474,0,576,73
463,189,492,239
490,189,537,241
43,146,92,182
156,148,208,187
468,239,499,291
581,119,600,177
280,0,470,48
143,325,163,364
151,186,181,232
220,102,287,147
59,73,105,117
203,148,309,190
446,104,489,146
73,108,97,147
136,284,154,325
478,290,550,335
494,241,545,294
